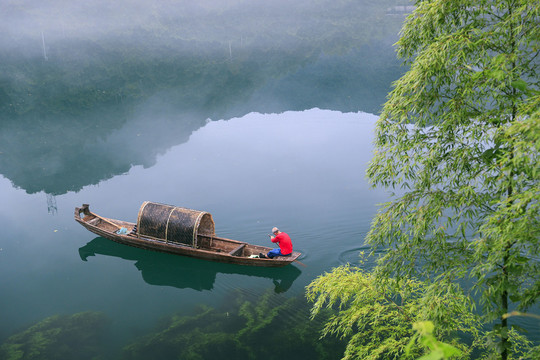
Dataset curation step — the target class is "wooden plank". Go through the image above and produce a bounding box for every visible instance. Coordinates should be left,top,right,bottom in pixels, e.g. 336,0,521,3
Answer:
98,216,124,229
228,243,246,256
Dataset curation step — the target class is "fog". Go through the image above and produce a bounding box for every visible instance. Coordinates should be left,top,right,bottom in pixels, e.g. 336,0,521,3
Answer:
0,0,410,195
1,0,405,53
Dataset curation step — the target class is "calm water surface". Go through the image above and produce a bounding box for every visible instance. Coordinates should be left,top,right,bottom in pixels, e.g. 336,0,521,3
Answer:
0,108,388,357
2,2,537,358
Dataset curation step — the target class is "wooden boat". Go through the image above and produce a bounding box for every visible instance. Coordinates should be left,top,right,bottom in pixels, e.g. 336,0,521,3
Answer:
74,202,301,267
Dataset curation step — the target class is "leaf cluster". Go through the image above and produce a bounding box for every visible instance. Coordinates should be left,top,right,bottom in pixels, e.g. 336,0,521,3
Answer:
306,264,479,360
366,0,539,320
406,321,463,360
308,1,539,359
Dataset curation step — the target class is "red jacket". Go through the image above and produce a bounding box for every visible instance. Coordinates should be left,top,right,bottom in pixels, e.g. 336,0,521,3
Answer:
272,232,293,255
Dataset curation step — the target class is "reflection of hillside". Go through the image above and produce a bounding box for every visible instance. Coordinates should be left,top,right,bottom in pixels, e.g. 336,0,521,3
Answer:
242,43,403,115
0,104,204,195
0,1,407,195
0,40,403,196
79,237,302,293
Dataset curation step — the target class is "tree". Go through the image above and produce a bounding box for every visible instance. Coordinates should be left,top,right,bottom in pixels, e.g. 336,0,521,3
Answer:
306,264,479,359
367,0,539,358
309,1,539,359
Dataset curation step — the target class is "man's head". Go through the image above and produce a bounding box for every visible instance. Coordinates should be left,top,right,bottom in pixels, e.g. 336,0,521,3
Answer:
272,227,279,235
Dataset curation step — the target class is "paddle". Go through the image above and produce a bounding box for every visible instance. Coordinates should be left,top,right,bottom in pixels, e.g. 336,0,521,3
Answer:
294,259,307,267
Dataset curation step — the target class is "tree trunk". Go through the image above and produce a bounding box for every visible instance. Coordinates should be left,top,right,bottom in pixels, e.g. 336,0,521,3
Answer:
501,254,509,360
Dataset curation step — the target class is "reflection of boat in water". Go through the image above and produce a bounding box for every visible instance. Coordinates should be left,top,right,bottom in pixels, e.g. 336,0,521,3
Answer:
75,202,301,267
79,237,302,293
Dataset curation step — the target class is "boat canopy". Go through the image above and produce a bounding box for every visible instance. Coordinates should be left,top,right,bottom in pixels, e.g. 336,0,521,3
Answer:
137,201,215,247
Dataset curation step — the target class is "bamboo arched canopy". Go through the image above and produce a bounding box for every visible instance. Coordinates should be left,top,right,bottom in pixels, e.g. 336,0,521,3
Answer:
136,201,215,247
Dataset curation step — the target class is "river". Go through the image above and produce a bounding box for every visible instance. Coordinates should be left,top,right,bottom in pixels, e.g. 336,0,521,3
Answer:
1,1,536,359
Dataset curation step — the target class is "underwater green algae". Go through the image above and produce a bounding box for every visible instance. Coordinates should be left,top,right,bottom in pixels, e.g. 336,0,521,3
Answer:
0,311,109,360
0,292,343,360
123,291,345,360
122,305,245,360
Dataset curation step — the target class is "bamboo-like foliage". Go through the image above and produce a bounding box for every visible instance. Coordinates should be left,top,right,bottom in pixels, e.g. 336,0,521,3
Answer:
306,265,479,359
365,0,539,359
308,1,539,359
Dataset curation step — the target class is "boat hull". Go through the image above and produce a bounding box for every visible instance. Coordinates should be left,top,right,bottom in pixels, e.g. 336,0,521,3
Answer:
75,205,300,267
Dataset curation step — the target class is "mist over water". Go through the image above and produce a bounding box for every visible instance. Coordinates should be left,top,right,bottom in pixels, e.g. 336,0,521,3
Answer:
1,2,538,358
12,1,535,359
1,0,406,196
1,0,400,47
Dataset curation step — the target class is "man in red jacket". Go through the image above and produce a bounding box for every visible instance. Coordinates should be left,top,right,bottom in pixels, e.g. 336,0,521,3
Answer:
260,227,293,259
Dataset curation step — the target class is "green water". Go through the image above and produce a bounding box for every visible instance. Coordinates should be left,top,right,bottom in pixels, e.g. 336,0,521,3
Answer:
1,2,405,357
1,1,536,359
0,108,386,358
